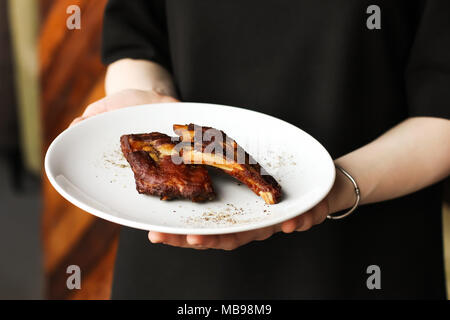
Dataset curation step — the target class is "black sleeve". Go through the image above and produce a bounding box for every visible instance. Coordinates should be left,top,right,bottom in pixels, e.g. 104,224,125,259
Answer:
405,0,450,119
101,0,171,70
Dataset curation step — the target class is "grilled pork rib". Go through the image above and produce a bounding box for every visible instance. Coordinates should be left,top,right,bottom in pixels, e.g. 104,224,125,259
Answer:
173,124,282,204
120,133,215,202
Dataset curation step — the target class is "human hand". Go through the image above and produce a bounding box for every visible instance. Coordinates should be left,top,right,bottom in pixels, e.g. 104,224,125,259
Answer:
148,199,329,251
70,88,178,126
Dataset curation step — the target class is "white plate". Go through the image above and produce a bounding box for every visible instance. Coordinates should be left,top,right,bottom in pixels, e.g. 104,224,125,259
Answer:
45,103,335,235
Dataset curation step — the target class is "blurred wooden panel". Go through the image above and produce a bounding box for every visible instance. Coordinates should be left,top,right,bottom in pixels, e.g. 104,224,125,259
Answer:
39,0,120,299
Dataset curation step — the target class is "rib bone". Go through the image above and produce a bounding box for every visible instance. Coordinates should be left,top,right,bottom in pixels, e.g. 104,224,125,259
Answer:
173,124,282,204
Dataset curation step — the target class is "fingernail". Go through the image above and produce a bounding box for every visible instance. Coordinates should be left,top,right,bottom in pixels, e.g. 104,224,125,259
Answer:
186,235,201,245
148,232,161,243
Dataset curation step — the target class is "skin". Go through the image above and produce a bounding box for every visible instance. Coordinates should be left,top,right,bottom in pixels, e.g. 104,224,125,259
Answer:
72,59,450,251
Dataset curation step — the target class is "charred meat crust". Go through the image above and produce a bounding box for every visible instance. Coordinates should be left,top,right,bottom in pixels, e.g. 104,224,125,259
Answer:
173,124,282,204
120,133,215,202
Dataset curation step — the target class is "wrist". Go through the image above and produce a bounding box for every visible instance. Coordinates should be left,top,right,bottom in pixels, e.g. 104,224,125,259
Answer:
105,59,178,98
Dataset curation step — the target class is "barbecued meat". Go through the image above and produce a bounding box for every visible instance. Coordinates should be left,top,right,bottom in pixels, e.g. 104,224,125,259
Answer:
120,133,215,202
173,124,282,204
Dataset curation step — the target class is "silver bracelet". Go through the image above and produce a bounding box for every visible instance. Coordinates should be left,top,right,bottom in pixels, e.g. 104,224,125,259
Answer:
327,165,360,220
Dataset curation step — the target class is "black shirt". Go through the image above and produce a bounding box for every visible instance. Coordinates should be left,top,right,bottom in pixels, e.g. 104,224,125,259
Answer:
102,0,449,299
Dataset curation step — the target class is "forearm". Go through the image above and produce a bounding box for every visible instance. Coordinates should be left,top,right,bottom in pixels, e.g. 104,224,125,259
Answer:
105,59,177,97
327,117,450,214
